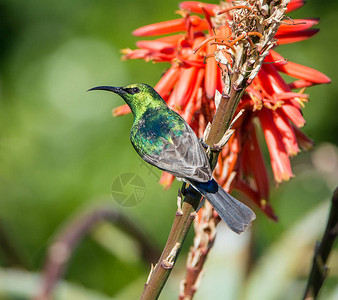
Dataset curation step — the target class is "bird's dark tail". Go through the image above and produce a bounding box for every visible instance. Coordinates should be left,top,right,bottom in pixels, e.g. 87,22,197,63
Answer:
193,179,256,234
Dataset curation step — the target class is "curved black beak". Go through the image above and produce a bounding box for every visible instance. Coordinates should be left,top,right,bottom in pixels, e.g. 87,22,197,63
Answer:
87,86,126,94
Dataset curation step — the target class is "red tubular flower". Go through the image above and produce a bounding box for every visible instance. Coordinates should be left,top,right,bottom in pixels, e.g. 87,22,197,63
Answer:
286,0,306,13
259,107,294,183
179,1,219,15
117,1,330,219
132,15,209,36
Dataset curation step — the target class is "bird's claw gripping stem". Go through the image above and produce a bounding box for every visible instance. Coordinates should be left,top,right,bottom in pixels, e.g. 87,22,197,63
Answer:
200,138,222,152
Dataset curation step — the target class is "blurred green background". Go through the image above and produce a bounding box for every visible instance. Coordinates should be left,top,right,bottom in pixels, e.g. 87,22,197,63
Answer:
0,0,337,299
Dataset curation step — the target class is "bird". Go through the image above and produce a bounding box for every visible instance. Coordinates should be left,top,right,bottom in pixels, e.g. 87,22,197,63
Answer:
89,83,256,234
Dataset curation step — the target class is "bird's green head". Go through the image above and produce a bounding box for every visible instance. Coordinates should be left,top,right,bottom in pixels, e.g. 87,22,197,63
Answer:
88,83,165,117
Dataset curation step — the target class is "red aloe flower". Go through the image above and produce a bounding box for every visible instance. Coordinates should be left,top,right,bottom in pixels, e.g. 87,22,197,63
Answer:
117,0,330,219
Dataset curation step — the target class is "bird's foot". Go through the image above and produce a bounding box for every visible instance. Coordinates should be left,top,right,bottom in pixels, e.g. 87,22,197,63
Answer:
199,138,209,150
200,138,222,152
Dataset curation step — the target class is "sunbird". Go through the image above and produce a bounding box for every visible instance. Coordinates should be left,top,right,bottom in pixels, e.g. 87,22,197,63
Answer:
89,83,255,234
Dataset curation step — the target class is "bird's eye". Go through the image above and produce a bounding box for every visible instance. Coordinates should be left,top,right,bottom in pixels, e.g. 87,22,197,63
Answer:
125,87,140,95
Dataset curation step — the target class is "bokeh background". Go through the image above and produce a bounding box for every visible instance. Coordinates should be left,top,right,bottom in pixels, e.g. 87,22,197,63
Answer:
0,0,337,299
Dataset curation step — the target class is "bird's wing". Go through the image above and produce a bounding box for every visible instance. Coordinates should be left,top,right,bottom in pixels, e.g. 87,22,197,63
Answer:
140,122,212,182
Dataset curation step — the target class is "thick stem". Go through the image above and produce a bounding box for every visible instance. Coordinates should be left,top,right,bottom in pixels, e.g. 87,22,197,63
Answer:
303,187,338,300
140,186,202,300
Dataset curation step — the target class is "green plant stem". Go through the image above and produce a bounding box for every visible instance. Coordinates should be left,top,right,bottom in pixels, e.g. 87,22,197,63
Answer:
140,186,202,300
303,187,338,300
